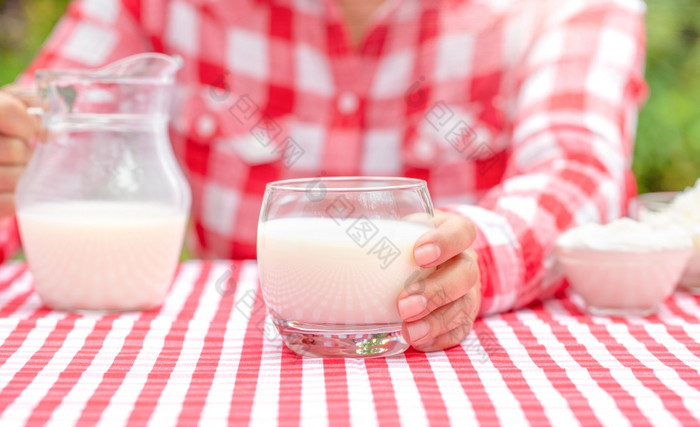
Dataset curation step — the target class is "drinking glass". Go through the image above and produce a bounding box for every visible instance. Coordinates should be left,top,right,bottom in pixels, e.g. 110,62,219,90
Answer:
257,177,435,358
631,192,700,294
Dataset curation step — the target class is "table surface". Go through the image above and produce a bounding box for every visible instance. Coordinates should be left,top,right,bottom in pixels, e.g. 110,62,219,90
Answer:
0,260,698,426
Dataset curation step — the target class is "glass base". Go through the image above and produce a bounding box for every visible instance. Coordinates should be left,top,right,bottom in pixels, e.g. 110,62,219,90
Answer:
273,318,409,358
39,299,162,313
681,286,700,295
679,280,700,295
587,305,658,317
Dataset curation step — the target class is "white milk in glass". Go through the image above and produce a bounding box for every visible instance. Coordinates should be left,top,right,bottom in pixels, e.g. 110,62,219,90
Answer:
257,217,432,325
18,201,187,311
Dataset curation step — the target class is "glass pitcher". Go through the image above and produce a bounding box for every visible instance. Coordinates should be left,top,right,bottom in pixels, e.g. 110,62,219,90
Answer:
15,53,191,312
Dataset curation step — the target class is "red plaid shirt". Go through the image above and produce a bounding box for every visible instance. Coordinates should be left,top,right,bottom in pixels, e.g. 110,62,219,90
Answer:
13,0,646,314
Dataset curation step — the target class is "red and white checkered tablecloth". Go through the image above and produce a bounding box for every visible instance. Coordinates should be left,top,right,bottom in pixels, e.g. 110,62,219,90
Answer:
0,260,698,426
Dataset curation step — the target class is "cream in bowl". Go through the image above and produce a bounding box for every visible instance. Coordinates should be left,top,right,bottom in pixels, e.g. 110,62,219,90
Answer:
555,219,692,316
635,180,700,294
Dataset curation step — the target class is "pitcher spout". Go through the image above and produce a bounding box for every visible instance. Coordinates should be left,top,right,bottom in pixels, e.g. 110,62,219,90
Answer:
34,53,182,117
94,53,183,82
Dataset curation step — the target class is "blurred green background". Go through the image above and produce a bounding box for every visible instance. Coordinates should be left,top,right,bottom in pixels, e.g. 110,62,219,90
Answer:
0,0,698,192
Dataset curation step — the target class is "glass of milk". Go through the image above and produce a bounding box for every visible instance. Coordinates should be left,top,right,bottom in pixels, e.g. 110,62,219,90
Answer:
257,177,435,358
15,54,191,312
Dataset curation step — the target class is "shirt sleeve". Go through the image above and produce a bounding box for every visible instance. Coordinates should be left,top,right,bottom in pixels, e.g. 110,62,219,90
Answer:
20,0,151,80
442,0,648,315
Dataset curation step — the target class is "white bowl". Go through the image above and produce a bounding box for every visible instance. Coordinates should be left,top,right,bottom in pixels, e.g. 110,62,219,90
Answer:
555,246,692,316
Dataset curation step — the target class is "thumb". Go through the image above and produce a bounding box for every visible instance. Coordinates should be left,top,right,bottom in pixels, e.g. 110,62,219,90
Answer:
2,85,39,108
0,92,39,143
413,210,476,268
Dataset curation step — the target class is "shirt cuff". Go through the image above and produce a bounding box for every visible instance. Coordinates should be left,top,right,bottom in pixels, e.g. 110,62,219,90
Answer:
438,204,524,315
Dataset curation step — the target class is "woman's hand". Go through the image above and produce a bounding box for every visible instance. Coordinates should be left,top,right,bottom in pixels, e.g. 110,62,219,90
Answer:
398,209,481,352
0,85,38,218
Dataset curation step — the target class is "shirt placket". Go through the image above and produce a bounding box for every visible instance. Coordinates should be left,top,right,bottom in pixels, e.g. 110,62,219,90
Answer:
320,0,404,176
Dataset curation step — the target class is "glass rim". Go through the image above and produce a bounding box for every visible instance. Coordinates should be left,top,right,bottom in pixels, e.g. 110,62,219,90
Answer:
34,53,182,85
630,191,679,215
34,70,176,85
265,176,427,192
634,191,679,202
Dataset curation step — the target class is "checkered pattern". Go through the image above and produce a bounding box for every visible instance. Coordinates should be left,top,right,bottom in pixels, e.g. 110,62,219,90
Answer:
0,261,699,426
14,0,647,315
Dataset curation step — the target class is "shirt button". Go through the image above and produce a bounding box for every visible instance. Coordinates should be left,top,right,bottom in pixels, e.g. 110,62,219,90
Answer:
337,91,359,115
195,114,217,139
231,135,281,165
413,138,436,161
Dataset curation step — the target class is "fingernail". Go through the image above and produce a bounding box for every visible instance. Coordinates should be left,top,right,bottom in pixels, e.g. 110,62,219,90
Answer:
414,244,440,266
406,320,430,343
398,294,427,319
